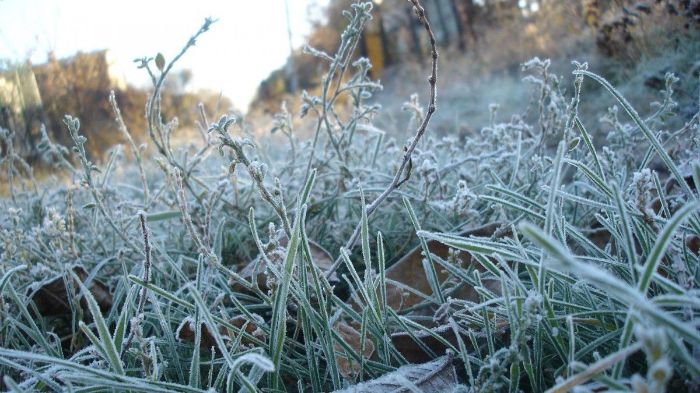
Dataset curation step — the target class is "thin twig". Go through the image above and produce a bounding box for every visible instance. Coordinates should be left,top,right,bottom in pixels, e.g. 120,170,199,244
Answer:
302,5,374,183
209,119,293,237
141,18,215,207
135,212,152,318
109,91,149,204
325,0,439,279
121,211,153,354
63,116,143,256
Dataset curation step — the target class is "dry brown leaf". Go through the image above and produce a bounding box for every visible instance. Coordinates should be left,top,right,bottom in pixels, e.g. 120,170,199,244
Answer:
390,321,509,364
686,234,699,255
237,237,337,292
334,321,376,381
342,224,509,364
304,239,337,280
333,354,458,393
663,172,697,194
176,315,265,350
29,266,112,317
587,218,612,249
353,223,504,318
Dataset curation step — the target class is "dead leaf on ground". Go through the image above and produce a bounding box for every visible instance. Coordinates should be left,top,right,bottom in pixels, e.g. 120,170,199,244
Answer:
333,354,458,393
338,224,510,373
662,171,696,194
28,266,112,317
237,237,337,292
176,315,265,350
333,321,376,381
390,320,509,363
303,239,338,280
686,234,699,255
352,223,504,319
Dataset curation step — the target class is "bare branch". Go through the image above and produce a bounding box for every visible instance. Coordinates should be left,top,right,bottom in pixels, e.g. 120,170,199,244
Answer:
325,0,439,279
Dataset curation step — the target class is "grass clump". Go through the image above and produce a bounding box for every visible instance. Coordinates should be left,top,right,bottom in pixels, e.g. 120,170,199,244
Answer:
1,1,699,392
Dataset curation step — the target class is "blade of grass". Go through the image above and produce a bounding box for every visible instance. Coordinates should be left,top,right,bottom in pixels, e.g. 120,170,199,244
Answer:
70,270,124,375
574,69,694,199
269,204,306,387
403,196,445,303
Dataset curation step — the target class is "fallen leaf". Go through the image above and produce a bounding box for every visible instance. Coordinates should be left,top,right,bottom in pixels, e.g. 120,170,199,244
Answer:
176,315,265,350
343,224,508,365
390,321,509,363
587,218,611,249
237,237,337,292
662,172,696,194
305,239,338,280
333,354,458,393
333,321,375,381
353,223,504,318
29,266,112,317
686,234,699,255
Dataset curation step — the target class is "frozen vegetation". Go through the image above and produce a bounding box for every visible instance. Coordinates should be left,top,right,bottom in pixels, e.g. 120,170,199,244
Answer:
1,1,699,392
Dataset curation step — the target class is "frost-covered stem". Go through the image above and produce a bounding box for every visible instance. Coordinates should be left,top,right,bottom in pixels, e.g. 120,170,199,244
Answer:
326,0,439,279
564,63,585,140
673,111,699,138
303,3,374,181
536,65,550,156
211,122,293,237
136,212,152,319
0,130,37,202
141,18,214,206
145,18,214,157
122,212,152,354
37,125,77,175
109,91,149,204
174,169,210,255
318,50,353,160
63,116,143,255
185,104,215,179
303,118,324,186
66,188,77,257
319,5,371,152
437,148,510,176
245,169,293,238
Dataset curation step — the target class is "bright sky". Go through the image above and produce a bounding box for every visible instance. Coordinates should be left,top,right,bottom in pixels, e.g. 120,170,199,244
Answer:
0,0,328,110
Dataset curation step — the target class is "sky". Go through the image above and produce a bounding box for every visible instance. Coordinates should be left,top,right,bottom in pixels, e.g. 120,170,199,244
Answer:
0,0,328,110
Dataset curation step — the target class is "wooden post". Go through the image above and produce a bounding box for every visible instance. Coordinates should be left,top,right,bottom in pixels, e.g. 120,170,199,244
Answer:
283,0,298,93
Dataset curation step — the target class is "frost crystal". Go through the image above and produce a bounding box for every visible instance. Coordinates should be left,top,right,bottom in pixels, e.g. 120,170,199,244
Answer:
451,180,477,216
630,168,656,218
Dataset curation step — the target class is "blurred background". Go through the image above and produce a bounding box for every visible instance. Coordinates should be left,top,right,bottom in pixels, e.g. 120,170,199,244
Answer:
1,0,698,167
